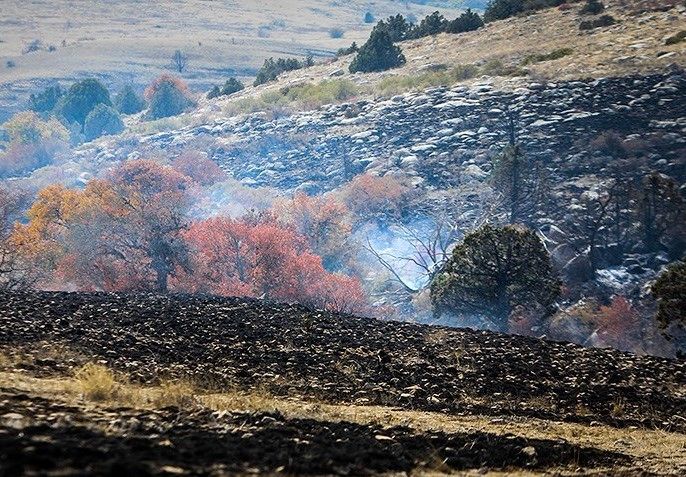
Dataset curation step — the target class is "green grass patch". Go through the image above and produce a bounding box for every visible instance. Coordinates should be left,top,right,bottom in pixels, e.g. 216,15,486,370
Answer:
373,64,483,96
521,48,574,66
223,78,360,117
129,114,196,135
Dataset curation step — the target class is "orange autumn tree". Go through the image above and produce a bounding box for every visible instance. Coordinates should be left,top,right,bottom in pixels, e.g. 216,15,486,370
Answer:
337,173,415,225
179,216,370,314
171,151,227,186
13,160,193,291
273,192,352,271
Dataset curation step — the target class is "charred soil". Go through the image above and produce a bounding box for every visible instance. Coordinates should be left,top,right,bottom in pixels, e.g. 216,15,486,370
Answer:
0,291,684,475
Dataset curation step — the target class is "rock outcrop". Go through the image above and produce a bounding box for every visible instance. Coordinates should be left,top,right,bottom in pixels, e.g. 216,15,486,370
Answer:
89,71,685,195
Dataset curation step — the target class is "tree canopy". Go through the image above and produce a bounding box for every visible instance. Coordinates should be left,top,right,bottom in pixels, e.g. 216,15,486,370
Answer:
349,27,406,73
145,75,192,120
431,225,560,331
114,85,146,115
652,260,686,343
57,79,112,127
84,104,124,141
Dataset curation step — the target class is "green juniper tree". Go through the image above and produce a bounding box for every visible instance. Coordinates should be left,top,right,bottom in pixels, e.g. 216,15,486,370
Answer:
376,14,412,42
57,79,112,127
409,11,448,38
84,104,124,141
114,85,145,115
447,9,484,34
637,172,684,255
652,260,686,356
29,85,63,113
349,26,406,73
431,225,560,331
145,80,190,120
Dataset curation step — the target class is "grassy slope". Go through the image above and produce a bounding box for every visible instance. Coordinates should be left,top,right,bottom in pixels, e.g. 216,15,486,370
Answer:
0,0,461,120
141,0,685,132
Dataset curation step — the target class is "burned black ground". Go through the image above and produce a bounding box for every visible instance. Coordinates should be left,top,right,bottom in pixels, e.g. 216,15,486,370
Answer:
1,291,684,433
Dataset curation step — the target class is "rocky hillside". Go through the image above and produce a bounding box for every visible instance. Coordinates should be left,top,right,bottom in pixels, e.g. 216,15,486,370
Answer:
74,68,685,310
97,72,684,194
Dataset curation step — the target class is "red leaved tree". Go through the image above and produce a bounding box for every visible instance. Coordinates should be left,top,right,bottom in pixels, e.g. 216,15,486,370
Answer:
595,295,641,351
273,192,352,270
179,216,370,314
172,151,227,186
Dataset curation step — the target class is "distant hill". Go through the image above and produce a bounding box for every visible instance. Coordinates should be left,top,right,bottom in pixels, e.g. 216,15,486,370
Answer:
0,0,463,121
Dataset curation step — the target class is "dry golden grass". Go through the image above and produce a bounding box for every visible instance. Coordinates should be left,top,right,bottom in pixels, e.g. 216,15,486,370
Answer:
219,0,685,110
152,379,198,409
73,363,120,402
0,342,89,372
0,352,10,369
1,365,685,475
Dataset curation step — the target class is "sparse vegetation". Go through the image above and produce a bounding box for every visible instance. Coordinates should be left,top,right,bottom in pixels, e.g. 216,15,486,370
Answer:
153,379,197,408
481,59,526,77
74,363,118,401
22,39,43,54
522,47,573,65
329,27,345,39
171,49,188,73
